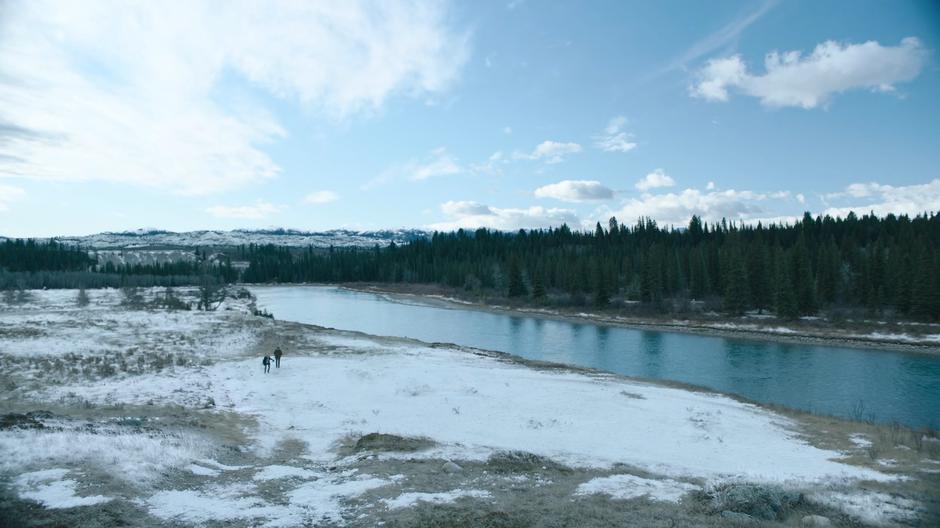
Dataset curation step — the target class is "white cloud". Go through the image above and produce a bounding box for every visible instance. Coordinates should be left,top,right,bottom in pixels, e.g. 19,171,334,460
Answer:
410,148,462,181
534,180,614,202
0,1,468,195
690,37,927,108
521,140,583,164
594,116,637,153
430,201,579,231
440,200,494,217
303,190,339,204
822,179,940,218
845,182,878,198
606,188,790,226
0,184,25,212
635,169,676,191
205,201,283,220
796,193,806,204
706,181,716,190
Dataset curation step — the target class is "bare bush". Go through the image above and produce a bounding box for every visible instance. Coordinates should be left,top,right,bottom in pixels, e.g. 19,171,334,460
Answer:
76,287,90,307
152,287,190,311
120,287,145,308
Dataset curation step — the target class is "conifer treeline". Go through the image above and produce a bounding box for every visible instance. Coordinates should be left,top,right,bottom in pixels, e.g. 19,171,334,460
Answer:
0,239,94,272
0,240,236,289
240,212,940,320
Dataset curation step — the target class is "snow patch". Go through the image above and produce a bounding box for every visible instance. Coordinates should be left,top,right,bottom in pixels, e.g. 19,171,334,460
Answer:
146,488,298,526
575,474,699,503
854,332,940,344
286,474,395,522
253,465,319,481
188,464,221,477
15,469,111,509
382,489,492,510
811,490,921,525
195,458,249,471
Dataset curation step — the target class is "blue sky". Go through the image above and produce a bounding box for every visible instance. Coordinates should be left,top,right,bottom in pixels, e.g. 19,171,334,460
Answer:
1,0,939,236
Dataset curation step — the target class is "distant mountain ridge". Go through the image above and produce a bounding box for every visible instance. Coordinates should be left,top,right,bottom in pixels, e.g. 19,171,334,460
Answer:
1,228,430,249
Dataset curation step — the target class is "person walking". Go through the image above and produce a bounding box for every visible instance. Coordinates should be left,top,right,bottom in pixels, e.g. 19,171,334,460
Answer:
273,347,283,368
262,354,271,374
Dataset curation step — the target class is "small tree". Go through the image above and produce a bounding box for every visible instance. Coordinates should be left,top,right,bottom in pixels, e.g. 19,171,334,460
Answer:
198,276,226,311
76,287,90,307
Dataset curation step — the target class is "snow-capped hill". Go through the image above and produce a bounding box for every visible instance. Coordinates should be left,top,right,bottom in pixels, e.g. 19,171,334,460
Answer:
5,228,429,249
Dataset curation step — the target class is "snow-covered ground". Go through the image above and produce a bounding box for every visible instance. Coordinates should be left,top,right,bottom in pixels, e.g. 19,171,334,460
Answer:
0,289,934,527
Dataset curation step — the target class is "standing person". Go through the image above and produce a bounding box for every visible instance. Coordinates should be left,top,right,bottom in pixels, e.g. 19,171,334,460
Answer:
262,354,271,374
273,347,283,368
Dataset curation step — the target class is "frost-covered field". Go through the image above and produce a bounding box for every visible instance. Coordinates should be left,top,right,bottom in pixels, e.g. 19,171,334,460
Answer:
1,289,937,527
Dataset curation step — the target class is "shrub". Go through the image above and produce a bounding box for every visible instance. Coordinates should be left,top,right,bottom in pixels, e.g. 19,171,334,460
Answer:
706,483,802,521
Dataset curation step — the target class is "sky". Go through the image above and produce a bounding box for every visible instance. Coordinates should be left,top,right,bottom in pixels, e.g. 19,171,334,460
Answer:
1,0,939,237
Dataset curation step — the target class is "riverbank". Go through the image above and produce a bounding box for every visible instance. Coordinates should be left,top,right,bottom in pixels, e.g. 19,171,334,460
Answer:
2,288,938,526
342,283,940,355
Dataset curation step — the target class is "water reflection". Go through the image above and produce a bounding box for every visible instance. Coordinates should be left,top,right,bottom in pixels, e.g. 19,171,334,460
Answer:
252,286,940,429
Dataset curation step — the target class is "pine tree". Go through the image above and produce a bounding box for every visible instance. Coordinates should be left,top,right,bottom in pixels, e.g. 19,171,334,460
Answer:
792,237,817,315
531,269,546,300
910,247,939,320
608,217,620,238
593,261,610,307
815,239,839,305
748,246,771,313
688,247,707,300
774,250,799,320
507,259,527,297
724,252,749,315
640,249,662,304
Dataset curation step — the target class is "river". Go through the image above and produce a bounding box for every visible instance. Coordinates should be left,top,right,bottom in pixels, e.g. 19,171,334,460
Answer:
251,285,940,429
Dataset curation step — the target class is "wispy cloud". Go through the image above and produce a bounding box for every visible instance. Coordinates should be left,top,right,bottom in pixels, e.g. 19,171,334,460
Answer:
644,0,778,82
364,147,463,190
594,116,637,153
690,38,927,108
0,1,469,195
410,148,462,181
303,190,339,204
517,140,583,164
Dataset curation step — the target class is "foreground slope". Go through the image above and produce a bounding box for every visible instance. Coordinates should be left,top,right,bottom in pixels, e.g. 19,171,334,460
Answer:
0,289,936,527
